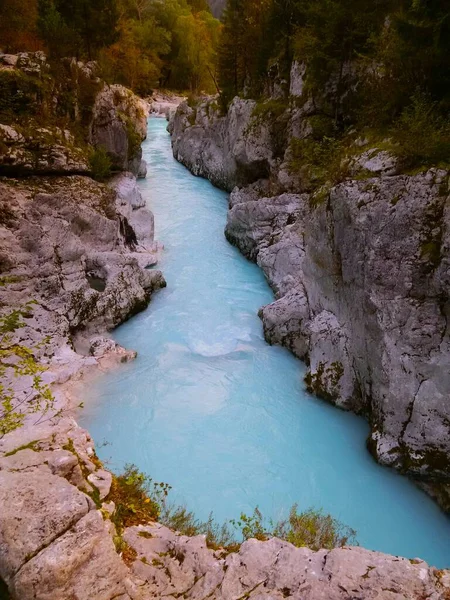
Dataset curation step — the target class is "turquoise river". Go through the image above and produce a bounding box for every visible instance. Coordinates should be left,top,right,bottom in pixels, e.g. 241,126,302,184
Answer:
80,118,450,567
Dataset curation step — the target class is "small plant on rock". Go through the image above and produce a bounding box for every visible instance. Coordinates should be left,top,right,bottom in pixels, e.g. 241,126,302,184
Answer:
0,295,54,439
89,146,112,181
272,505,357,551
391,93,450,168
109,464,171,531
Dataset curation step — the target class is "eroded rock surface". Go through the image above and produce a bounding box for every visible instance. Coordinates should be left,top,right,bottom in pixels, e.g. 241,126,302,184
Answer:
123,523,450,600
169,97,274,191
91,84,149,174
0,421,135,600
0,175,164,359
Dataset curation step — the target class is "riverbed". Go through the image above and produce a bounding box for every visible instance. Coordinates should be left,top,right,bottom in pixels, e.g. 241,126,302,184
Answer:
80,118,450,567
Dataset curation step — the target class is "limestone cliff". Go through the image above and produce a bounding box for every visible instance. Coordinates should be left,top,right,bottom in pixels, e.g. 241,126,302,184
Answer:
169,64,450,507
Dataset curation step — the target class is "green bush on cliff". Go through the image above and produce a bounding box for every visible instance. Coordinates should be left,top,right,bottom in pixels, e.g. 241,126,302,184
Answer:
232,505,356,550
272,505,357,550
288,136,347,189
109,464,171,531
109,463,357,553
391,94,450,168
89,146,112,181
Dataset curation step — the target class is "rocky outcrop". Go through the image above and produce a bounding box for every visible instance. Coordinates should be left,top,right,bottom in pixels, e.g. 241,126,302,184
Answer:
149,91,185,120
225,172,450,486
169,97,274,190
0,419,134,600
0,52,148,177
91,84,149,175
123,522,450,600
0,123,90,176
169,65,450,502
0,175,164,361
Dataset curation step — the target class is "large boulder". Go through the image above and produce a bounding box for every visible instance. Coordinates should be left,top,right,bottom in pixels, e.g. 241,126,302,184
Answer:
91,85,148,175
169,97,274,191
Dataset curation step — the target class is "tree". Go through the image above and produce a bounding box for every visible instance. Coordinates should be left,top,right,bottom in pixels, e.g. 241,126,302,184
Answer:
37,0,79,58
58,0,119,60
0,0,42,52
172,11,221,92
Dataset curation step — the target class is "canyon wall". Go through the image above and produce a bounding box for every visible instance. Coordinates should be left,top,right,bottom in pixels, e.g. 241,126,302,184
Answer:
169,63,450,509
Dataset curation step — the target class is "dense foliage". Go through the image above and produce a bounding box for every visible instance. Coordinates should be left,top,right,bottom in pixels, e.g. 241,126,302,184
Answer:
3,0,449,134
0,0,221,94
218,0,450,157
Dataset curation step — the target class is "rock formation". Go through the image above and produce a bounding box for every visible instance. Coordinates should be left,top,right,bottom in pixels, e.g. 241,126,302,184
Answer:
169,62,450,508
0,52,148,177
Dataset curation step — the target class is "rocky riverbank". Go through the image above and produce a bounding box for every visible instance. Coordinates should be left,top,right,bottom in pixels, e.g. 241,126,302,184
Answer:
0,52,166,598
168,62,450,510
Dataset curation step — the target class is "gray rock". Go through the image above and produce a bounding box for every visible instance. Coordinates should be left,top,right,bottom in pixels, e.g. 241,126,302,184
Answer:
12,511,130,600
0,176,164,354
123,524,450,599
91,85,148,175
349,148,399,176
0,469,90,584
227,172,450,480
138,160,148,178
88,469,113,500
169,97,274,191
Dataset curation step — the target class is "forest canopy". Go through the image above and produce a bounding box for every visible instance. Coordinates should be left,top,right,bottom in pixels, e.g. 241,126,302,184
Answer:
0,0,222,94
1,0,449,138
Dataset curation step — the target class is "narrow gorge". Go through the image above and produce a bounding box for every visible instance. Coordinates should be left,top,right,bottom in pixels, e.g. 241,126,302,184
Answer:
0,33,449,600
82,118,450,568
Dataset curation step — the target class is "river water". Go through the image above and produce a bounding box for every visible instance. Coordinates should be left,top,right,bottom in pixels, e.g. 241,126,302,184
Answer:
80,118,450,567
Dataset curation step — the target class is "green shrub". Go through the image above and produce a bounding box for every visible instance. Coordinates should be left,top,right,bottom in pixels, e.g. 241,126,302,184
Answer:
109,464,171,533
272,505,357,550
107,464,357,554
125,119,142,162
89,146,112,181
160,504,237,550
391,94,450,168
288,135,348,190
231,506,356,550
230,507,266,541
0,70,44,123
252,98,288,122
